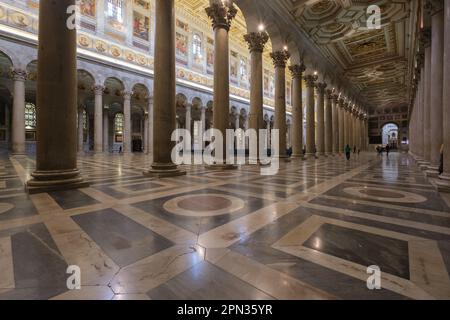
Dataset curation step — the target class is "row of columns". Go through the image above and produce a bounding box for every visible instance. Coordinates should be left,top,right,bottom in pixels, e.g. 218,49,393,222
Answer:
410,0,450,192
24,0,369,194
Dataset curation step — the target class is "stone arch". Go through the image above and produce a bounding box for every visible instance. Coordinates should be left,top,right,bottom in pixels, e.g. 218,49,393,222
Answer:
0,47,19,68
234,0,262,32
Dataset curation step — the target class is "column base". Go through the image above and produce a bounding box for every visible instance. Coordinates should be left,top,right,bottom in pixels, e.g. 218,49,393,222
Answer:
291,154,305,160
425,166,440,178
436,174,450,193
144,163,186,178
419,162,430,171
206,163,238,170
304,153,317,160
26,169,89,194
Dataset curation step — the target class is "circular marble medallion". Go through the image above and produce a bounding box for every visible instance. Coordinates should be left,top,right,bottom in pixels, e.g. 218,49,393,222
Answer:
0,203,14,215
163,194,245,217
343,187,427,203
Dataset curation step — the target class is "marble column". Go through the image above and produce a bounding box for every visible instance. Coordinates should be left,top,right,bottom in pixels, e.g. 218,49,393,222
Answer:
266,120,271,148
437,0,450,191
244,31,269,161
77,106,84,153
206,0,237,167
143,112,148,153
289,64,306,158
270,50,291,159
201,106,206,150
11,69,27,155
185,104,192,151
144,0,184,177
426,0,445,177
304,74,318,158
343,103,349,148
122,91,132,153
26,0,88,193
331,93,339,155
325,89,333,156
93,85,104,153
234,113,240,130
103,108,109,152
316,82,326,156
421,29,432,168
146,97,153,155
338,99,345,154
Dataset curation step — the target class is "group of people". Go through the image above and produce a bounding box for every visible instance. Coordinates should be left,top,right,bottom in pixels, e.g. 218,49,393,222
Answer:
376,145,391,157
344,145,361,160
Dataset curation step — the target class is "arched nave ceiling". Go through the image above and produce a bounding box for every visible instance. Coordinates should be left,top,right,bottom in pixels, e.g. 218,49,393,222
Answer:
263,0,412,109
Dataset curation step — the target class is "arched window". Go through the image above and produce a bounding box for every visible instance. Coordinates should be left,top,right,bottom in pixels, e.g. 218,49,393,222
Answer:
192,33,202,59
25,103,36,129
115,113,124,134
239,58,247,81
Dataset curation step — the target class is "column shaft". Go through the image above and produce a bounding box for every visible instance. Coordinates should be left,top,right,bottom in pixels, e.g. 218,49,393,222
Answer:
305,75,317,158
11,70,27,155
427,5,445,177
316,83,326,156
94,86,104,153
27,0,87,193
289,64,305,158
437,0,450,191
271,50,290,159
145,0,184,176
78,107,84,153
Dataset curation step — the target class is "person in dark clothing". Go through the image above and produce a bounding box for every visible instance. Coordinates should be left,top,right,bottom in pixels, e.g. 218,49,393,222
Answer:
353,146,357,154
439,144,444,175
345,144,351,161
385,144,390,157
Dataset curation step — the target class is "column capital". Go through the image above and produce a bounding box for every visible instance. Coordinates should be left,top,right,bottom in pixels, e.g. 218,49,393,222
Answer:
316,82,327,94
11,68,27,82
304,74,318,88
244,32,269,53
205,1,237,32
288,63,306,79
425,0,444,16
326,89,335,100
270,50,290,68
93,85,105,96
121,90,133,100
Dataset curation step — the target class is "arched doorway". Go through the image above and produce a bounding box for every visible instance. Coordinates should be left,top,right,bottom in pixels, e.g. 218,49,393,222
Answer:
382,123,399,149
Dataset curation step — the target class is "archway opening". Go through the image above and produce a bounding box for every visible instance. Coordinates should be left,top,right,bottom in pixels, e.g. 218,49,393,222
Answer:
382,123,399,149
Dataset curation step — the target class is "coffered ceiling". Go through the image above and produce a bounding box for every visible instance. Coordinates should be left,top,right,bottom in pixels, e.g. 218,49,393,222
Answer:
266,0,413,110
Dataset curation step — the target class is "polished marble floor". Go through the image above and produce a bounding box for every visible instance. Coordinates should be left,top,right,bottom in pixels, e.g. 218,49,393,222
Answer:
1,149,450,300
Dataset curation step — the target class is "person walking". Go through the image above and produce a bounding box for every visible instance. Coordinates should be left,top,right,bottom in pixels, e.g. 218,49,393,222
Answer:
345,144,351,161
385,144,390,157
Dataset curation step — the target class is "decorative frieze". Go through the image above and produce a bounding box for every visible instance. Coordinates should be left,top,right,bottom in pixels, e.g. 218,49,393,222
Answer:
425,0,444,16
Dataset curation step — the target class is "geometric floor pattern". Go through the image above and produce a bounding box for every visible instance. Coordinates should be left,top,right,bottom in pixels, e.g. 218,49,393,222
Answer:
1,150,450,300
